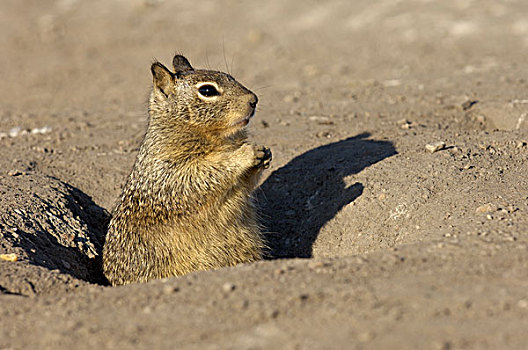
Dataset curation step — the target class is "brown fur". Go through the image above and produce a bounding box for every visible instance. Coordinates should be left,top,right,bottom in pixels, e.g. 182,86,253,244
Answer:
102,54,271,286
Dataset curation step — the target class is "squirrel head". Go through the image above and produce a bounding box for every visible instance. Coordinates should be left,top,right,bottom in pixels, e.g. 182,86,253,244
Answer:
148,54,258,137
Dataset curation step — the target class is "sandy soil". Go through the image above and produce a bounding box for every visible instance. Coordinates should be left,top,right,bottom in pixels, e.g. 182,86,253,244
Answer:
1,0,528,348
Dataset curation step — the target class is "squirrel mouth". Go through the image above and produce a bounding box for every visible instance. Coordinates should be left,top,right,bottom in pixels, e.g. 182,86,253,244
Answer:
233,109,255,127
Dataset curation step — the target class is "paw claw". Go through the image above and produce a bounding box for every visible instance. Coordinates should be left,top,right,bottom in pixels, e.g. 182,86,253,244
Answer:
252,145,272,169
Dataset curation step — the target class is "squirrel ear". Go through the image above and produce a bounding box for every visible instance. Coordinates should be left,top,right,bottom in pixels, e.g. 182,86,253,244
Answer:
172,55,194,75
151,62,174,97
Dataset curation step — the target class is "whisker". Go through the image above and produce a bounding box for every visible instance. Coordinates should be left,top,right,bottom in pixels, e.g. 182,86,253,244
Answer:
205,47,211,70
253,85,274,91
231,52,237,77
222,37,230,74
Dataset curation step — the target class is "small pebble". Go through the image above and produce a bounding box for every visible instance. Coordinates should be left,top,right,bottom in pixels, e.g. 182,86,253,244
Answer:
283,95,299,103
30,126,52,135
162,285,180,294
425,141,446,153
461,100,478,110
0,253,18,262
309,116,334,125
222,282,236,292
397,119,412,129
235,299,249,310
8,127,22,138
6,126,51,138
315,131,333,138
308,261,329,269
268,309,280,318
475,203,498,214
383,79,401,87
274,268,285,276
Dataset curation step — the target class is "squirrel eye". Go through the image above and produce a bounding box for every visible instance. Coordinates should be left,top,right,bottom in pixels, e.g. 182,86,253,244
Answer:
198,84,220,97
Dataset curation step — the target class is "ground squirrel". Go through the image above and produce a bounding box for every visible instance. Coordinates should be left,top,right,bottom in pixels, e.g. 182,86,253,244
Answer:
103,54,271,286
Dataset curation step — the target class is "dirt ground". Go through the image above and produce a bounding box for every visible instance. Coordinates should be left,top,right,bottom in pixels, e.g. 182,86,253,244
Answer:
1,0,528,348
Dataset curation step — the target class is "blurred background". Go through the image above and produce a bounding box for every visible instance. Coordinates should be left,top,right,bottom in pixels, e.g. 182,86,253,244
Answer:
1,0,527,126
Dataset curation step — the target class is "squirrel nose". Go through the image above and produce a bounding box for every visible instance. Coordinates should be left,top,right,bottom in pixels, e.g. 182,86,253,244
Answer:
249,95,258,109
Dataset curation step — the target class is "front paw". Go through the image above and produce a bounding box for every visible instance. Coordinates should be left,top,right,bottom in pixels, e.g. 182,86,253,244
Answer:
252,145,272,169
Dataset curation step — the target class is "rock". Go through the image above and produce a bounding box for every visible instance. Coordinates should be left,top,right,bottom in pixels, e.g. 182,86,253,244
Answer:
0,253,18,262
7,170,23,176
8,127,22,138
461,100,478,110
222,282,236,292
475,203,498,214
162,285,180,294
30,126,52,135
309,116,334,125
267,309,280,318
518,300,528,309
398,119,413,129
425,141,446,153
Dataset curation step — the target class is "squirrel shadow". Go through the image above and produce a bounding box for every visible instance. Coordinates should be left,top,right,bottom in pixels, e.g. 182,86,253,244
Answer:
257,132,396,258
